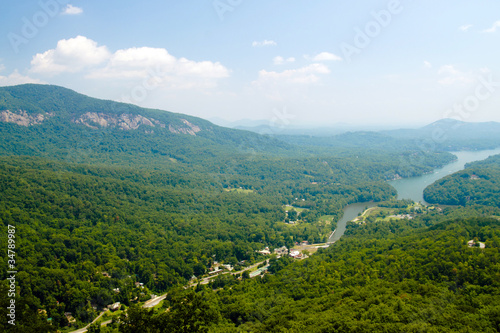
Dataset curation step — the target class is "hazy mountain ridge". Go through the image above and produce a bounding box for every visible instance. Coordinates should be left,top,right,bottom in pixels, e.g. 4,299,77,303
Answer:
273,118,500,153
383,119,500,150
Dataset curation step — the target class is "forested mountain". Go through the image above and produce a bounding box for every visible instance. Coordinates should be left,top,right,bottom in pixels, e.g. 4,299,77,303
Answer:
276,131,457,179
424,154,500,207
0,84,290,168
0,84,456,177
0,156,283,329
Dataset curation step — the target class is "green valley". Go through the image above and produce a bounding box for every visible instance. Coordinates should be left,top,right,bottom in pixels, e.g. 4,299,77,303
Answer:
0,84,500,332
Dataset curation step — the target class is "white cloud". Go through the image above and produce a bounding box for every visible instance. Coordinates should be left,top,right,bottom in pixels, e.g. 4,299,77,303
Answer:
0,70,45,86
88,47,230,90
30,36,110,75
423,61,432,69
62,4,83,15
312,52,342,62
252,40,277,47
0,64,5,72
273,56,295,65
437,65,473,85
29,36,230,89
254,63,330,86
459,24,473,32
482,20,500,33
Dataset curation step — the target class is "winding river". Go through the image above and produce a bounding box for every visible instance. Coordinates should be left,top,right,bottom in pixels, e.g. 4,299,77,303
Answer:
327,148,500,243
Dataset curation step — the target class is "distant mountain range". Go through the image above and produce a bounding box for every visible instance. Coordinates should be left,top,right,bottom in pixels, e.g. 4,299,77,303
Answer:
215,119,405,137
212,115,500,151
382,118,500,150
1,84,499,167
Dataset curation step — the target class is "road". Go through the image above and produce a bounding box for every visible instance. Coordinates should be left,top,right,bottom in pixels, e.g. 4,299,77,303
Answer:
68,294,166,333
69,310,107,333
69,259,268,332
192,259,268,286
144,294,167,308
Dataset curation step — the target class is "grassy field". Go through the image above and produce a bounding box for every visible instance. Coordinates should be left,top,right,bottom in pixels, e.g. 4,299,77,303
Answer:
224,188,254,193
318,215,336,224
284,205,309,213
352,203,425,224
292,243,329,255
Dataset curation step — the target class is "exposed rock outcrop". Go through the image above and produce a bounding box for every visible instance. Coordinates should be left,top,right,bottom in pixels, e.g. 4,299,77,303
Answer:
73,112,201,135
1,108,203,136
74,112,164,130
0,110,53,126
169,119,202,136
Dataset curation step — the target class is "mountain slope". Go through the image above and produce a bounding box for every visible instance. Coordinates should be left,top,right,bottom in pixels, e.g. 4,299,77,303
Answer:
0,84,290,167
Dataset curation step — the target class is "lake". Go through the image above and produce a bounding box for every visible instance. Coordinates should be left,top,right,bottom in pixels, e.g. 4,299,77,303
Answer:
328,148,500,243
388,148,500,204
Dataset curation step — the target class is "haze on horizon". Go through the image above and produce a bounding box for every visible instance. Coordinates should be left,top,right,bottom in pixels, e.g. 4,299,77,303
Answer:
1,1,499,128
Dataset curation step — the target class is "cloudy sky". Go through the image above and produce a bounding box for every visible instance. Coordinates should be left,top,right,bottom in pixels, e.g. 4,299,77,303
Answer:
1,0,499,128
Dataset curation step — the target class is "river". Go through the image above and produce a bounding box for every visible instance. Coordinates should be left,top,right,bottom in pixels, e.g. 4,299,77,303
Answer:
327,148,500,243
328,202,378,242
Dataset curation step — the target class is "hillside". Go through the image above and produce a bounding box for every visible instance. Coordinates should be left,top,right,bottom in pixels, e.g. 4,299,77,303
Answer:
117,208,500,332
0,84,291,168
424,154,500,207
278,131,413,149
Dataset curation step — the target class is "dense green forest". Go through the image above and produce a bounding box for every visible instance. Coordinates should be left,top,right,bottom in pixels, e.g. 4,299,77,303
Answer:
0,154,396,329
1,84,500,332
424,154,500,207
117,207,500,332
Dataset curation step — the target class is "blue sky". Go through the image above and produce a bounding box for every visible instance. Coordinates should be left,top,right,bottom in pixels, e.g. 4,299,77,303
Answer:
1,0,499,128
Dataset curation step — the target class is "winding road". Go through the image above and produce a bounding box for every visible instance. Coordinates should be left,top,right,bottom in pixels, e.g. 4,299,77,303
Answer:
69,259,268,332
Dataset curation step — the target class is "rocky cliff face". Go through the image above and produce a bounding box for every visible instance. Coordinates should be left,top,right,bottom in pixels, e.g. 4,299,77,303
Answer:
169,119,201,135
73,112,201,135
73,112,164,130
0,110,53,126
0,109,203,136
